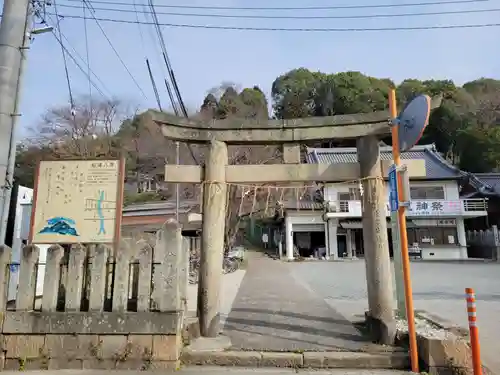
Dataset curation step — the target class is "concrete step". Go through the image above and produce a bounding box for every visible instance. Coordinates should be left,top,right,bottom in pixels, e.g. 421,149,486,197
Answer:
181,350,410,369
0,369,414,375
180,368,412,375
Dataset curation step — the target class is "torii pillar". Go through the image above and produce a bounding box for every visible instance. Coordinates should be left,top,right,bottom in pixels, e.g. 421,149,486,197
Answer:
357,136,396,344
197,140,228,337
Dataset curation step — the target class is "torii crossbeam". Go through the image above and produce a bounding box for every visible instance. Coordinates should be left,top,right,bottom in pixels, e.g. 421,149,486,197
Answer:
144,95,441,144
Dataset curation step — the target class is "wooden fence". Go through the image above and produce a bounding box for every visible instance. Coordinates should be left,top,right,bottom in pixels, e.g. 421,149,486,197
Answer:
0,220,189,313
466,225,500,260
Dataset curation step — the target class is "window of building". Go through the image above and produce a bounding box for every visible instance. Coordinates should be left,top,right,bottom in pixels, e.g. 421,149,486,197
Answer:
410,186,445,200
338,188,361,201
406,226,458,245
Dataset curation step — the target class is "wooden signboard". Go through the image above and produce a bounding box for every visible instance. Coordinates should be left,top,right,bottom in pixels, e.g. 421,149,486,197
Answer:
29,159,125,244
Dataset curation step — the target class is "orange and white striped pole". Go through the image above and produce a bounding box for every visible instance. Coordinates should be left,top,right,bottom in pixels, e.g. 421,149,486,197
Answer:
465,287,482,375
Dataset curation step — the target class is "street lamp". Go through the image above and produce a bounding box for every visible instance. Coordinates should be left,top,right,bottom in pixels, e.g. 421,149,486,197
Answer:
30,26,53,35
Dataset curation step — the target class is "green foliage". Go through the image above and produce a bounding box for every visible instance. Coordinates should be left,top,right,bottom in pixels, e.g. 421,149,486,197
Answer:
270,68,500,173
201,85,269,120
13,144,54,188
271,69,394,118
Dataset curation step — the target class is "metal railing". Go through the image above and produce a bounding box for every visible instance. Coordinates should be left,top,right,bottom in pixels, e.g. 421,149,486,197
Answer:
462,198,488,212
325,200,350,213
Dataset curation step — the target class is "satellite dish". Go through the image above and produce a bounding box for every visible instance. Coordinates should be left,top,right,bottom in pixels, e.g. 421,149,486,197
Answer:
397,94,431,152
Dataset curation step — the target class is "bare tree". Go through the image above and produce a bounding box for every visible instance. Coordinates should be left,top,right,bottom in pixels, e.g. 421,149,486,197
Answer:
473,92,500,129
28,96,134,159
194,83,284,250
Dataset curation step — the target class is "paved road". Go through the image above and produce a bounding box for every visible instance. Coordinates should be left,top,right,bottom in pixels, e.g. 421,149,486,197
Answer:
289,260,500,373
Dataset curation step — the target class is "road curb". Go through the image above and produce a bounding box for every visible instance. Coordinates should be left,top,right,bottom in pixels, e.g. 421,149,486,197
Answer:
181,350,409,369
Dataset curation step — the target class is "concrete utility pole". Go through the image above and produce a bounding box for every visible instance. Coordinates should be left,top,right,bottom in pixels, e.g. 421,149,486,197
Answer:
175,141,180,222
0,0,32,245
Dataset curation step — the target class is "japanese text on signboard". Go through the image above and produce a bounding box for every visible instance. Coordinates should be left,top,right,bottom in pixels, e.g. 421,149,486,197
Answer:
408,201,447,215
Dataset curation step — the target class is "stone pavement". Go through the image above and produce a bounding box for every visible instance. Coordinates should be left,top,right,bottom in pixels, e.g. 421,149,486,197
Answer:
0,369,411,375
187,267,246,327
222,252,370,351
289,260,500,374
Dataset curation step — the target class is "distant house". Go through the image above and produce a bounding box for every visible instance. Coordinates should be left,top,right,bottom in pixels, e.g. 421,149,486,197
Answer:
278,144,488,261
460,173,500,229
122,199,202,236
124,167,166,194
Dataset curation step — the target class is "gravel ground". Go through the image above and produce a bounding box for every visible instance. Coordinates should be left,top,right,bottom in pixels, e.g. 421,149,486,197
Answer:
289,260,500,373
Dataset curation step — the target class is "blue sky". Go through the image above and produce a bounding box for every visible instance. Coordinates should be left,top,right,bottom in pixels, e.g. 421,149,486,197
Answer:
4,0,500,138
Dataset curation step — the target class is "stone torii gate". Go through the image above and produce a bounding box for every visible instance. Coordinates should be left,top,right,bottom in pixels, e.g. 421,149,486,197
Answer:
141,101,439,344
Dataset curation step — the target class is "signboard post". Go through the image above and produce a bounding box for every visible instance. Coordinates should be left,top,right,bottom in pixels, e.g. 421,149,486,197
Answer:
389,89,431,373
389,165,406,318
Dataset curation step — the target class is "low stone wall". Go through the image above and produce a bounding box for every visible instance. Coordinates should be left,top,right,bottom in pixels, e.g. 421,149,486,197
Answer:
397,313,493,375
2,332,181,371
417,333,473,375
0,220,189,371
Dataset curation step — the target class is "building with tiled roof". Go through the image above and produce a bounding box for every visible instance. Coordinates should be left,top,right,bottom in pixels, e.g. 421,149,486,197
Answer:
460,172,500,232
281,144,488,261
307,144,462,180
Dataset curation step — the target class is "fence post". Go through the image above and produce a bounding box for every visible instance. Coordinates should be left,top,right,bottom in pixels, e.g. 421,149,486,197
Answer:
112,240,131,312
137,240,153,312
0,245,11,311
492,225,500,261
465,288,482,375
153,220,181,311
180,237,189,314
16,245,40,311
41,245,64,312
65,244,86,311
89,244,109,311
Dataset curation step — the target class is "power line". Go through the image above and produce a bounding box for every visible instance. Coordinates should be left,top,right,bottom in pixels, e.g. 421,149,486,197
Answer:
49,13,500,32
147,0,181,116
80,0,149,100
56,3,500,20
132,0,146,56
82,1,93,107
58,0,492,11
39,12,112,96
148,0,188,117
49,29,109,98
145,1,198,166
146,58,162,111
53,0,75,110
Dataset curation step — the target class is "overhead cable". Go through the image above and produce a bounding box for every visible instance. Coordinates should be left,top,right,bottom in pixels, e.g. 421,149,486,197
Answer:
53,0,75,110
48,14,500,32
81,0,149,100
57,0,492,11
41,12,112,96
56,4,500,20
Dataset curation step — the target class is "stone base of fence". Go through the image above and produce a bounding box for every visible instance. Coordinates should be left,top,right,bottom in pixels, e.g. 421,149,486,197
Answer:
0,311,184,371
1,333,182,371
0,219,190,371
